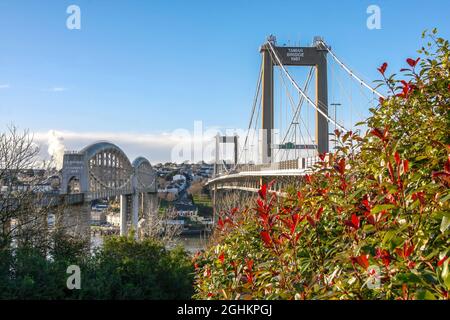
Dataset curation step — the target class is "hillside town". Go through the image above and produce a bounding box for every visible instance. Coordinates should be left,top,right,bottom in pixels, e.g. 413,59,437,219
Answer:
97,161,215,235
0,161,215,238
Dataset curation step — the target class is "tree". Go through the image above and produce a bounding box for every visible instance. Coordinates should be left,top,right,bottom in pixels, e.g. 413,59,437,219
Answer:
0,126,51,251
138,206,182,247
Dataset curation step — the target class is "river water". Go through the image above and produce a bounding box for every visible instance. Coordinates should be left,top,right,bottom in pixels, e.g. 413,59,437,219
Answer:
176,234,209,254
91,232,209,255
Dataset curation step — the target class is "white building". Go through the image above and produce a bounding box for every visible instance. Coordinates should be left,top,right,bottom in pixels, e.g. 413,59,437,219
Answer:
172,174,186,182
106,213,120,226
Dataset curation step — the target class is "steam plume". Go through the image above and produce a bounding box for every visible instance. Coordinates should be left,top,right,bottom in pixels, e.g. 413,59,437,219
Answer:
47,130,65,169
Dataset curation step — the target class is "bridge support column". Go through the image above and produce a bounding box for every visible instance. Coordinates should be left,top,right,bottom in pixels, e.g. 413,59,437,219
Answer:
141,192,157,218
120,194,128,236
59,202,91,242
316,50,329,154
141,192,147,217
260,44,274,164
132,192,139,237
212,186,217,224
147,193,158,217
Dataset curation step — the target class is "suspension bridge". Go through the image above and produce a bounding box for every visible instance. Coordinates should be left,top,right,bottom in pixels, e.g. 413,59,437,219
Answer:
207,35,385,211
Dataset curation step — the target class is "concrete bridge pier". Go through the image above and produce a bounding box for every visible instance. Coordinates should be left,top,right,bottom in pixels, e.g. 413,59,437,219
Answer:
120,194,128,236
58,202,91,241
141,192,158,217
141,192,148,218
132,192,139,236
148,193,158,216
120,192,157,237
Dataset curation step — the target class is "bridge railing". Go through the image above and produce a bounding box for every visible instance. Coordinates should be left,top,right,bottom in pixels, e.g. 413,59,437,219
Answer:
233,156,321,173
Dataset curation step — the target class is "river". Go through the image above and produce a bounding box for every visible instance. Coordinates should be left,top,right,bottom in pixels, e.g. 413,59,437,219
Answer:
91,232,209,255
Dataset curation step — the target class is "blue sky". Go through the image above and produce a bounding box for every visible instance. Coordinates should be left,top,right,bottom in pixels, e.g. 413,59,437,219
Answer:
0,0,449,163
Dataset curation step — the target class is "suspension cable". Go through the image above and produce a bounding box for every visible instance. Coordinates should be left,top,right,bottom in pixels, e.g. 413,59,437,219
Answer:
235,61,263,168
267,47,313,160
319,40,386,99
272,63,316,160
266,41,348,133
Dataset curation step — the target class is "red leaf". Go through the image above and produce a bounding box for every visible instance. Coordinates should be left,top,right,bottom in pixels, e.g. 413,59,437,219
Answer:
398,80,414,99
412,191,425,205
377,62,388,75
218,252,225,263
336,158,346,175
351,214,360,228
305,174,312,184
256,198,264,209
319,153,326,161
370,128,385,141
351,254,369,270
344,214,360,230
388,161,395,182
246,259,254,271
258,211,269,226
340,180,348,192
405,243,415,258
217,218,224,230
315,207,324,221
334,129,341,138
258,184,267,199
445,155,450,173
306,215,316,227
224,217,234,226
394,152,401,166
290,213,301,233
438,256,448,267
375,248,392,267
362,199,371,212
396,241,414,259
365,214,376,225
245,273,253,284
406,57,420,67
403,159,409,173
260,231,272,246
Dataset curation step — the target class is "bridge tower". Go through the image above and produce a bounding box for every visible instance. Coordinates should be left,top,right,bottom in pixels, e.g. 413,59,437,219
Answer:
259,36,329,163
214,134,239,176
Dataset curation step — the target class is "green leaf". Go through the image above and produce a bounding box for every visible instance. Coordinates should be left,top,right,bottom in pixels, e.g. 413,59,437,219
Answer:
382,230,396,246
363,225,376,234
371,204,396,214
395,272,422,284
438,192,450,203
442,258,450,290
440,215,450,233
415,290,436,300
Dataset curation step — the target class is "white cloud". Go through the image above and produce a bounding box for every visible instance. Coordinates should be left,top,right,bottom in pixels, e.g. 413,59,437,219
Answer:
48,87,67,92
0,84,10,89
32,129,221,165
